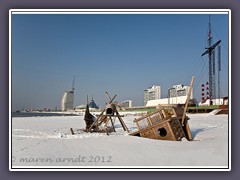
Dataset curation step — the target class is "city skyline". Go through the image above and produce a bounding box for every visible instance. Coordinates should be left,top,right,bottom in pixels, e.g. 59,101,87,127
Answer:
11,10,230,111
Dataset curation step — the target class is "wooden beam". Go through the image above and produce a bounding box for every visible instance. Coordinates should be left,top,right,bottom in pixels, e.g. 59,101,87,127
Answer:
181,76,195,141
109,116,116,132
181,76,195,125
116,110,129,132
70,128,75,135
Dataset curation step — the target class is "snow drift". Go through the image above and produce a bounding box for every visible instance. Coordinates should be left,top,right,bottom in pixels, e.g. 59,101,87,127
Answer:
11,113,229,169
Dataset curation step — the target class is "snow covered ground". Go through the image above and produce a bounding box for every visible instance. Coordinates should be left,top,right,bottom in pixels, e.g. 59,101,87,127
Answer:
10,113,229,170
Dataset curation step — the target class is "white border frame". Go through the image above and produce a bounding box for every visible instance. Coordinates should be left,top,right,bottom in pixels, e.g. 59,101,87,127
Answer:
9,9,231,171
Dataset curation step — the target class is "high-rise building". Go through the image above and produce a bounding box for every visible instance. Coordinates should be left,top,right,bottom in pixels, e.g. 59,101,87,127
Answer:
168,84,193,104
61,77,75,111
122,100,133,108
145,84,193,107
144,85,161,106
61,90,74,111
168,84,193,98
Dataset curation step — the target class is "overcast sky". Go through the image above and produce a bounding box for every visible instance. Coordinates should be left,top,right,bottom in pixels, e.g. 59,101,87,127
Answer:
11,11,229,111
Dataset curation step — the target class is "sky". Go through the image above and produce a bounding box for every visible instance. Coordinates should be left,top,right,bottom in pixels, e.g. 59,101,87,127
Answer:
11,11,229,111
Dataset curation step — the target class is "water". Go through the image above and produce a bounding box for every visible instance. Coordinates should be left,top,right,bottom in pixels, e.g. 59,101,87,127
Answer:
12,112,79,117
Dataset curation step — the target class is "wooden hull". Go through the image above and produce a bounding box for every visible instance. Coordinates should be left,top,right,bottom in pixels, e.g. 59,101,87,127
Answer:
130,117,186,141
130,106,192,141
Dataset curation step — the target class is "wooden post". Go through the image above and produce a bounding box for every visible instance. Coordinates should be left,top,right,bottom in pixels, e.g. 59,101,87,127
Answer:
109,116,116,132
105,91,117,103
181,76,195,141
116,110,129,132
181,76,195,125
70,128,75,135
88,108,104,131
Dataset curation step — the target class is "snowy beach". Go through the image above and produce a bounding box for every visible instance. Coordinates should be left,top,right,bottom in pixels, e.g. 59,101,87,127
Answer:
11,113,229,169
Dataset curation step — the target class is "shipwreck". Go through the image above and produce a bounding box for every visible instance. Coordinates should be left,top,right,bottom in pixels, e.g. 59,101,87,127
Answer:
70,92,129,135
129,76,195,141
71,76,194,141
129,105,192,141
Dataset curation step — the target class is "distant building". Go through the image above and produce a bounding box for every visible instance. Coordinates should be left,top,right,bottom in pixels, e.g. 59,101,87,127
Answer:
223,97,228,105
61,77,75,111
146,84,193,107
198,97,228,106
168,84,193,104
144,85,161,106
122,100,133,108
88,99,99,109
75,98,99,111
61,90,74,111
75,104,86,110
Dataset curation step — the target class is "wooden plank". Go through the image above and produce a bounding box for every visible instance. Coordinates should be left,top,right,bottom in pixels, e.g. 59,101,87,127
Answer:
130,118,171,135
173,107,184,117
88,108,104,131
96,114,124,118
161,110,167,118
140,130,157,139
152,126,159,139
166,122,176,141
181,76,195,125
179,76,194,141
183,121,192,141
70,128,75,135
116,110,129,132
133,109,162,122
109,116,116,132
134,118,140,129
147,117,153,126
158,111,164,120
151,113,162,125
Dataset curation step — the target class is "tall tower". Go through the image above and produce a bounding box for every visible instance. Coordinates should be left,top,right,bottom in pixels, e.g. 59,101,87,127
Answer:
61,77,75,111
218,45,221,102
201,15,221,105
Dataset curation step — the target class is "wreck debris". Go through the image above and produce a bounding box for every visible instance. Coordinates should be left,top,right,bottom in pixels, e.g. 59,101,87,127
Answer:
130,76,195,141
181,76,195,140
130,106,189,141
70,76,194,141
70,95,96,135
84,96,96,130
87,92,129,134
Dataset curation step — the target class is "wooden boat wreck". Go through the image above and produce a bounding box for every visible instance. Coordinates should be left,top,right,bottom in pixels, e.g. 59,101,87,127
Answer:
86,92,129,134
70,92,129,135
130,76,195,141
129,105,192,141
70,77,194,141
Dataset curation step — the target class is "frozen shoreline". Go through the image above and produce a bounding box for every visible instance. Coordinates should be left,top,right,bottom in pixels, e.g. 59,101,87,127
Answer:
11,113,229,168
